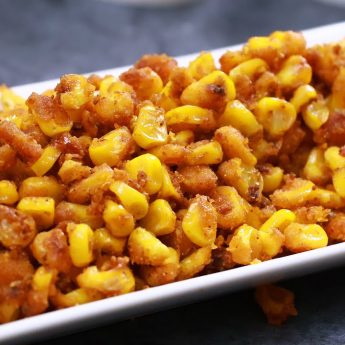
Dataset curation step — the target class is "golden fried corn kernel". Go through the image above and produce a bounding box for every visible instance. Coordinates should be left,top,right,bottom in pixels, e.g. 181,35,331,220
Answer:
330,67,345,110
217,100,262,137
290,84,317,113
58,160,91,184
17,197,55,229
0,302,20,324
284,222,328,252
254,97,297,138
89,127,133,167
228,224,262,265
158,81,180,112
324,146,345,171
77,265,135,296
94,228,126,255
182,195,217,247
52,288,102,308
158,165,182,201
181,71,235,111
125,153,163,195
0,85,26,111
303,147,331,185
302,100,329,131
332,167,345,198
30,145,61,177
128,227,171,265
132,103,168,149
19,176,63,203
172,130,195,145
215,126,257,166
67,223,94,267
188,52,216,80
109,181,148,220
260,209,296,233
186,140,223,165
0,180,18,205
99,76,133,96
229,58,268,81
103,200,135,237
308,187,345,209
165,105,216,133
140,199,176,236
261,165,284,194
177,246,211,280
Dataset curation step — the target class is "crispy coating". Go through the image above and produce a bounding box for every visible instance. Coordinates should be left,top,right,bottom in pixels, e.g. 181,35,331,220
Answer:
326,213,345,242
314,112,345,146
294,206,330,224
0,144,16,172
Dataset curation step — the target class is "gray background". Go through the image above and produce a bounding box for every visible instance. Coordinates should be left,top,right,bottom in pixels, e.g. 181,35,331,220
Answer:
1,0,345,344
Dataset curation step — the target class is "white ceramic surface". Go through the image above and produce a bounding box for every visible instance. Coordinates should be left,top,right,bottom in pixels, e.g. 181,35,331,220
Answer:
3,21,345,345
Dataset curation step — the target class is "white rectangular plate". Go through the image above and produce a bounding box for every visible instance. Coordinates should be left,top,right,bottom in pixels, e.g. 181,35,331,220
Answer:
2,21,345,345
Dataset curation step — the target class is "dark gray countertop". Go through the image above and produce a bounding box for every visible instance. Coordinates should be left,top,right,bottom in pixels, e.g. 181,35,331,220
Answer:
1,0,345,344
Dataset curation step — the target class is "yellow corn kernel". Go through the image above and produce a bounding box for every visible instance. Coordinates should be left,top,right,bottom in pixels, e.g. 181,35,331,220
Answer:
284,223,328,253
53,288,102,308
177,246,211,280
0,301,20,324
30,145,61,177
99,76,133,96
0,85,26,111
128,227,171,265
77,265,135,295
0,109,25,128
125,153,163,195
35,115,72,137
140,247,179,286
0,180,18,205
260,209,296,233
67,223,94,267
229,58,268,81
228,224,262,265
57,74,95,110
324,146,345,171
17,197,55,229
276,55,312,89
290,84,317,113
262,166,284,193
259,228,284,259
217,100,262,137
158,165,182,201
330,67,345,110
210,186,249,230
158,81,179,112
55,202,103,229
254,97,296,137
140,199,176,236
19,176,63,203
215,126,257,166
132,103,168,149
302,100,329,131
303,147,331,185
171,130,195,145
89,127,133,167
58,160,91,184
103,200,135,237
188,52,216,80
94,228,126,255
109,181,148,219
332,167,345,198
186,140,223,165
32,266,55,292
182,195,217,247
165,105,215,133
308,188,345,209
180,71,236,110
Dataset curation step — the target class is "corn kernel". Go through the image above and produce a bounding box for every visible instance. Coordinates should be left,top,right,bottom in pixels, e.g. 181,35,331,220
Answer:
188,52,216,80
177,246,211,280
259,228,284,259
109,181,148,219
17,197,55,229
77,265,135,295
332,167,345,198
58,160,91,184
158,165,182,201
158,81,180,112
125,153,163,195
308,187,345,209
229,58,268,81
260,209,296,233
103,200,135,237
330,67,345,110
217,100,262,137
186,140,223,165
140,199,176,236
254,97,296,137
30,145,61,177
182,195,217,247
0,180,18,205
324,146,345,171
290,84,317,113
53,288,102,308
94,228,126,255
165,105,215,133
132,103,168,149
99,76,133,96
171,130,195,145
0,85,26,111
128,227,171,265
284,222,328,252
303,147,331,185
0,109,25,129
276,55,312,90
35,115,72,138
262,166,284,193
89,127,133,167
302,100,329,131
19,176,63,202
67,223,94,267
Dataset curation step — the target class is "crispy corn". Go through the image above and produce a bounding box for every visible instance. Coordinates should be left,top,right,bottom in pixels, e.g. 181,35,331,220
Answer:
0,180,18,205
